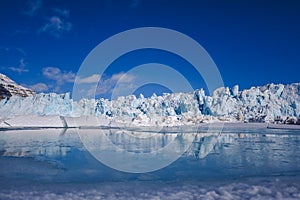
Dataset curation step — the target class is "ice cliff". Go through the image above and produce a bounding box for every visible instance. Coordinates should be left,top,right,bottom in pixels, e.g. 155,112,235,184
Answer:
0,79,299,126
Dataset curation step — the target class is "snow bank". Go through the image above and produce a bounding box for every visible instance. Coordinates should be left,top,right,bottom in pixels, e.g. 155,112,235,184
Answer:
64,116,111,128
0,115,64,128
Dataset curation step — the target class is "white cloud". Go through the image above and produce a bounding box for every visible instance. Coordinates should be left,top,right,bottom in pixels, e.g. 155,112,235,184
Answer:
42,66,75,85
9,59,29,74
110,73,135,83
21,1,72,38
96,72,135,95
52,8,70,18
39,16,72,38
28,83,48,92
74,72,135,98
39,67,76,93
75,74,100,84
24,0,42,16
0,47,26,57
0,47,29,74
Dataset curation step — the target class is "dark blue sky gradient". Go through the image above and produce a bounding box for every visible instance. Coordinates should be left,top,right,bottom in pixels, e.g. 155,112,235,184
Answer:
0,0,299,97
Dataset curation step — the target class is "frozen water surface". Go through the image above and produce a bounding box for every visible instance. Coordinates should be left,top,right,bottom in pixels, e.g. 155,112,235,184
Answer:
0,127,300,199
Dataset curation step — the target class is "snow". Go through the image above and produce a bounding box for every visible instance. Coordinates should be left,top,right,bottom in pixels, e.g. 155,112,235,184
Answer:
1,178,300,200
64,116,111,128
1,115,64,128
0,81,299,127
0,73,34,99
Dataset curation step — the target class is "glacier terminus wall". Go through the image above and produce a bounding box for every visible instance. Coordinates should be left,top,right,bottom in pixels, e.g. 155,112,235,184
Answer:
0,83,299,127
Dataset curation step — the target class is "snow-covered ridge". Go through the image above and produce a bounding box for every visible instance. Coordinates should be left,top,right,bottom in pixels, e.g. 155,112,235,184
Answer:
0,73,34,100
0,73,299,126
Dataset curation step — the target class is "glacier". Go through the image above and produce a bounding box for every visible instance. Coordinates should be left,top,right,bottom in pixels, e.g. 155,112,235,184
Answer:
0,83,299,127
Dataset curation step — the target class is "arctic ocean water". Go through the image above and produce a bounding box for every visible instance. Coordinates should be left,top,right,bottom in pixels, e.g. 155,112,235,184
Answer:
0,127,299,199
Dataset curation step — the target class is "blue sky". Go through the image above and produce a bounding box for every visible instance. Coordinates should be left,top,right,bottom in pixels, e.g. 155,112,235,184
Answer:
0,0,299,99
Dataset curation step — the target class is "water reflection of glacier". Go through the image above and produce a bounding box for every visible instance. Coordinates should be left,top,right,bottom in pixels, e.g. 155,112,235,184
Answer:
78,129,198,172
0,128,220,160
1,128,299,161
0,129,76,157
0,128,300,183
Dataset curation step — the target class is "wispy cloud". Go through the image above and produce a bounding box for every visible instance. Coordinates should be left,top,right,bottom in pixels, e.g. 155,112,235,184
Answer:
8,59,29,74
39,16,72,38
52,8,70,18
0,47,29,74
0,47,26,57
23,0,42,16
21,1,72,38
42,66,75,84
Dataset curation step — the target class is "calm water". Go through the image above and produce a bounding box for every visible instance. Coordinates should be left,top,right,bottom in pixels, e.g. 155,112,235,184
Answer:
0,127,299,199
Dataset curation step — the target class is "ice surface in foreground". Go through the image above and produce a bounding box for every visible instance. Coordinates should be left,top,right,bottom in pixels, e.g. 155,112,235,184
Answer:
1,178,300,200
1,129,300,199
0,83,299,126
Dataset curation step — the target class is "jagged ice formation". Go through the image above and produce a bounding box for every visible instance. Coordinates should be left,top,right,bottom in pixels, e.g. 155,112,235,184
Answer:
0,79,299,125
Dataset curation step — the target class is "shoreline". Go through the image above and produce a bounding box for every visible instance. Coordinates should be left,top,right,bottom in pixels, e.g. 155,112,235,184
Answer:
1,120,299,132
